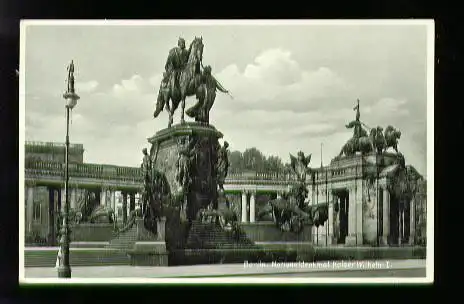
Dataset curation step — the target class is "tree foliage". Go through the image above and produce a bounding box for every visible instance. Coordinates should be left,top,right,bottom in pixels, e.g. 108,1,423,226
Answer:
227,147,287,173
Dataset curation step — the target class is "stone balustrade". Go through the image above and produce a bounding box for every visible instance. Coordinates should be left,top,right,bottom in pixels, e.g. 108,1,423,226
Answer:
25,141,84,152
25,160,300,185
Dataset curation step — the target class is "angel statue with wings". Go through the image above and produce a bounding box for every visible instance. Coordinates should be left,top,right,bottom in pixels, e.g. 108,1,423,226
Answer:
289,151,312,183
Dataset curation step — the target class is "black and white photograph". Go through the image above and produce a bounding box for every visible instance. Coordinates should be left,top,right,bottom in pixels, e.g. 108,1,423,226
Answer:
19,20,433,283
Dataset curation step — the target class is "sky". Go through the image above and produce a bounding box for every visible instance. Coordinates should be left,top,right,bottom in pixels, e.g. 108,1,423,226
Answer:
22,22,430,176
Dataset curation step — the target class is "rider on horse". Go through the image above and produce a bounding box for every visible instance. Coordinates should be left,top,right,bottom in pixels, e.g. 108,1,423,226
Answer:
163,37,190,88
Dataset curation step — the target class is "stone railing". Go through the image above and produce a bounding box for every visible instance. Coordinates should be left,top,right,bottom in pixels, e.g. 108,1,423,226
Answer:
227,171,298,181
25,141,84,150
25,160,299,184
26,160,143,183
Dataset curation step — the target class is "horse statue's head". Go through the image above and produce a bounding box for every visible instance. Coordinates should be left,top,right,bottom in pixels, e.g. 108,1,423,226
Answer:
385,125,401,141
188,36,204,65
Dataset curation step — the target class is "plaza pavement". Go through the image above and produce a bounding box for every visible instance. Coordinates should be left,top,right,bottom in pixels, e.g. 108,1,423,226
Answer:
23,259,426,279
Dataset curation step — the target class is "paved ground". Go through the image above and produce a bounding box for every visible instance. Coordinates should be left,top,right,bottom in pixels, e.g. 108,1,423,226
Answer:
23,259,426,279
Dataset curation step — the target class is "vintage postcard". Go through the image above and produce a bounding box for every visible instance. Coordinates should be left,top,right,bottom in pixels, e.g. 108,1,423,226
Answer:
19,19,434,284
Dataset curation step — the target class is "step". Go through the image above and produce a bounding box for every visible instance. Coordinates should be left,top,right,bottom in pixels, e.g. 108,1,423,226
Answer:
24,248,130,267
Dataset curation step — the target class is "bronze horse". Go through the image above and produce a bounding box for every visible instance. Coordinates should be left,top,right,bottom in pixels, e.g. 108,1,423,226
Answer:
154,37,204,127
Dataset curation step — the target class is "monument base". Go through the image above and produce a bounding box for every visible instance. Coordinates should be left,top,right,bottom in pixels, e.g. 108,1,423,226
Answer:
147,122,224,250
129,241,168,266
380,236,389,246
127,218,168,266
345,234,363,246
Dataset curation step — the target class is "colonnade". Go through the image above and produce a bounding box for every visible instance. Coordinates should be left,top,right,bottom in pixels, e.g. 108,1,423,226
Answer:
24,184,143,238
239,190,284,223
317,184,416,246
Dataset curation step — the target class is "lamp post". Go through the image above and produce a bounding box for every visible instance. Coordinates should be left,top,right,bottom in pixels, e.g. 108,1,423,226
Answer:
58,60,79,278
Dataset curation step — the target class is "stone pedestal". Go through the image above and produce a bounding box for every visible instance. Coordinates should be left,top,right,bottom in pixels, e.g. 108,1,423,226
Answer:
128,218,168,266
345,233,363,246
148,122,223,250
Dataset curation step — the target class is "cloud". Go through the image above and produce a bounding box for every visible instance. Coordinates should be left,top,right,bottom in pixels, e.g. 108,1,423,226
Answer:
77,80,99,93
113,74,153,97
24,41,427,175
213,49,353,114
243,48,302,86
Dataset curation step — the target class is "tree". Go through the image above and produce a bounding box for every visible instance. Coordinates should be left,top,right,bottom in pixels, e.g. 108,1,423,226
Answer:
265,155,285,172
227,147,288,174
228,150,244,173
242,148,266,171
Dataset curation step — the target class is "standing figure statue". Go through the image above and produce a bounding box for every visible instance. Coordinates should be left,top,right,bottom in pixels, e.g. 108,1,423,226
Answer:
153,37,205,127
141,148,152,216
216,141,229,193
186,65,231,124
176,137,195,194
339,99,370,157
345,99,368,140
289,151,312,183
66,60,75,93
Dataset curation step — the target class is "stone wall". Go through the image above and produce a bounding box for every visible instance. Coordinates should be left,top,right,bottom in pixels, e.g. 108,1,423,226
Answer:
241,222,312,242
71,223,115,242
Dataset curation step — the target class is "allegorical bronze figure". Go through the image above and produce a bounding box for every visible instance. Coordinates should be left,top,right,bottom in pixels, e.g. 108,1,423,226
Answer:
66,60,75,93
216,141,229,192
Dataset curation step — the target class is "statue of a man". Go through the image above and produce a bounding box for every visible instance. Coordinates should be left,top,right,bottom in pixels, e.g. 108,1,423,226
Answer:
141,148,151,183
345,99,364,139
185,65,230,122
66,60,75,93
141,148,151,211
216,141,229,192
164,37,190,86
176,137,194,193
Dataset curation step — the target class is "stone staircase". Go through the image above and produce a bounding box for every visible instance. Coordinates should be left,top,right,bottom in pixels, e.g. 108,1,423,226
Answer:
185,221,256,249
105,224,139,251
24,248,129,267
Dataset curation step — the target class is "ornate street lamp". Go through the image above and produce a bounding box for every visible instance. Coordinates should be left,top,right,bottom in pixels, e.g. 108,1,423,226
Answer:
58,60,80,278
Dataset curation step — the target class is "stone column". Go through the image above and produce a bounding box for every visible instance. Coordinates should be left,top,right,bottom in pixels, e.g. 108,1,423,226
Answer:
100,187,107,206
111,190,116,211
381,188,390,245
47,187,55,246
327,194,335,245
70,188,76,210
241,191,247,223
61,188,66,212
409,198,415,245
345,187,356,246
249,191,256,223
122,192,128,224
129,193,136,212
26,186,34,232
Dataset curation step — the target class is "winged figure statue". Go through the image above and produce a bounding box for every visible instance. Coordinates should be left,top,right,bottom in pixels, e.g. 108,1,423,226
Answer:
289,151,312,182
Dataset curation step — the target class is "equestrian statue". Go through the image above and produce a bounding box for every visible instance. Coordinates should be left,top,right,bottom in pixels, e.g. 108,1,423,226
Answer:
153,37,231,127
338,99,402,157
